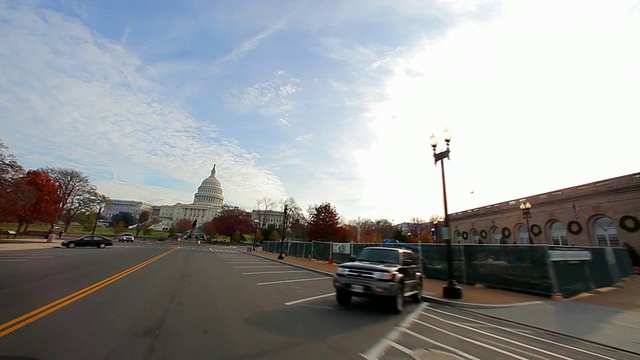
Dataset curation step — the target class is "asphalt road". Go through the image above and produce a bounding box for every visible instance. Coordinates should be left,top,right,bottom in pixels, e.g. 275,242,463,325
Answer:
1,243,638,360
0,243,417,360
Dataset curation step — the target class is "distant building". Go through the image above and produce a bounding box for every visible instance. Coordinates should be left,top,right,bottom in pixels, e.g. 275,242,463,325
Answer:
108,164,225,229
104,200,153,219
252,209,285,228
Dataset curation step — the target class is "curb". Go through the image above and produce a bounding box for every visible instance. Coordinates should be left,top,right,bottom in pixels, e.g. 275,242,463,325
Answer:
421,294,543,309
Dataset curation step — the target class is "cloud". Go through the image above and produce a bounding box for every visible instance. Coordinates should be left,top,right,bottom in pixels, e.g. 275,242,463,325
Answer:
0,3,286,209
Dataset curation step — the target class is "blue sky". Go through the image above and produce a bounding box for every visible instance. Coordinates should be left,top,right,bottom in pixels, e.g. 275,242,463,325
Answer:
2,1,639,224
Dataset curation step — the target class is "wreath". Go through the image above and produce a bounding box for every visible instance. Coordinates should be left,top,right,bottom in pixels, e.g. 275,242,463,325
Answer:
462,231,469,240
480,230,487,239
567,221,582,235
619,215,640,233
530,224,542,236
501,227,511,239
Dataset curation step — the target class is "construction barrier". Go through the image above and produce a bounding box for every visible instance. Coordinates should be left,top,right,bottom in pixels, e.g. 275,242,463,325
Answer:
261,241,636,298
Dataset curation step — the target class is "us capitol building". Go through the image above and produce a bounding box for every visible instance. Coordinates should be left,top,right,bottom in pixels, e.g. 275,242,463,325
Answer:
104,165,224,230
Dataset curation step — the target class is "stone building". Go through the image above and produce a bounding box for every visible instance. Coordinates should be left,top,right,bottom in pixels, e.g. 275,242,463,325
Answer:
104,200,153,220
444,172,640,248
151,164,224,225
108,164,224,228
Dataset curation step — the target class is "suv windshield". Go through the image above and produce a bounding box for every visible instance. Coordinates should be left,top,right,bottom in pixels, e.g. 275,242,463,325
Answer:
356,248,401,264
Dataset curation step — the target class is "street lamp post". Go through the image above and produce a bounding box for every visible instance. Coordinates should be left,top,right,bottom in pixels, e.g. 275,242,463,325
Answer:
430,128,463,300
520,201,533,244
277,205,288,260
253,220,259,251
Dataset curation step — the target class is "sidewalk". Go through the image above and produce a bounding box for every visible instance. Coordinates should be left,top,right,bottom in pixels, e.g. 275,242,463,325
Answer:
0,238,64,251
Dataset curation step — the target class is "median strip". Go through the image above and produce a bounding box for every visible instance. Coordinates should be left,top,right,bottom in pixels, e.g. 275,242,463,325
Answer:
0,247,179,338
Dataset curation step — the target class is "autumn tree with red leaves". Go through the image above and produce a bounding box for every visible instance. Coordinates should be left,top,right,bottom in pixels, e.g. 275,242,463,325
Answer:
306,202,341,241
176,218,194,233
212,204,253,241
10,170,63,231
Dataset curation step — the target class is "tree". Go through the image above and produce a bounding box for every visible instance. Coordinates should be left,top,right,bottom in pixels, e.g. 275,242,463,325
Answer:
9,170,63,231
201,220,217,239
168,225,177,239
283,197,306,240
307,203,341,241
135,210,151,236
111,211,135,228
255,197,276,227
113,221,126,235
407,217,426,238
176,218,193,233
269,230,280,241
212,204,253,241
0,140,25,221
44,167,107,232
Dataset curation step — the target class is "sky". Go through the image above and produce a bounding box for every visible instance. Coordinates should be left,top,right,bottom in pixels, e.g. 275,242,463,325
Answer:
2,0,639,224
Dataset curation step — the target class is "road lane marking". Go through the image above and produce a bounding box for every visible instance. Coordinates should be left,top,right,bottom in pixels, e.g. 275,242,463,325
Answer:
399,328,479,360
257,277,330,285
0,247,179,338
413,318,530,360
425,307,618,360
361,304,428,360
285,293,334,306
243,271,306,275
234,265,288,268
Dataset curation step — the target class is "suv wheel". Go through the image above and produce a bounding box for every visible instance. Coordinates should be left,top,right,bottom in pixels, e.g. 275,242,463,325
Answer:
389,285,404,314
336,290,351,306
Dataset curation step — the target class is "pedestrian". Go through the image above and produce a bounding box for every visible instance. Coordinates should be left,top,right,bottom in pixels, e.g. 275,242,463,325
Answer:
58,230,63,239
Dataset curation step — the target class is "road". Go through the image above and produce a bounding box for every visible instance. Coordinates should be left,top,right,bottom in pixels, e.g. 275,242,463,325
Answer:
1,243,638,360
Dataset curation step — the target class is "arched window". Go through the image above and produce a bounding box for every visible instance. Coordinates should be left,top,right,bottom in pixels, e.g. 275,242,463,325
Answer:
517,224,530,244
594,217,619,247
470,228,480,244
490,227,501,244
454,230,463,243
550,221,568,245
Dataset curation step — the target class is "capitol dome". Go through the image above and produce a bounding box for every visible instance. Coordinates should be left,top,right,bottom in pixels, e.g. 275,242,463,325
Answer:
193,164,224,206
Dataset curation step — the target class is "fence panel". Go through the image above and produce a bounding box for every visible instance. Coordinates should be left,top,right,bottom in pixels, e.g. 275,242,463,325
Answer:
613,247,635,277
463,245,553,295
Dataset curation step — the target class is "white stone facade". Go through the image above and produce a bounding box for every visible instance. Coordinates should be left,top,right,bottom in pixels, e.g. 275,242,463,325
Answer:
112,164,224,227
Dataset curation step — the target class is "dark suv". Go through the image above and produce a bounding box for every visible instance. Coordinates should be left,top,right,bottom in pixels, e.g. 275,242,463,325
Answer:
333,246,422,313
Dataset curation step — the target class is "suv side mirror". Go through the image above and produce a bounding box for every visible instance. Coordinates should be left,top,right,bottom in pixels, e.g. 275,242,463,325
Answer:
350,255,356,262
403,259,414,266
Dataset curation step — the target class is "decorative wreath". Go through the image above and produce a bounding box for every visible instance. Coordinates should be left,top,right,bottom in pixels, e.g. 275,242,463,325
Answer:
619,215,640,233
567,221,582,235
462,231,469,240
480,230,487,239
530,224,542,236
501,227,511,239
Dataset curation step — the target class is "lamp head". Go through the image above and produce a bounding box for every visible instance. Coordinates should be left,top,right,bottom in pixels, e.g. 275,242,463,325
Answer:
443,128,451,143
519,201,532,210
429,133,437,148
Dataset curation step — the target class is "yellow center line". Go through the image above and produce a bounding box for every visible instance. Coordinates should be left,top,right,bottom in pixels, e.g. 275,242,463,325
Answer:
0,247,179,337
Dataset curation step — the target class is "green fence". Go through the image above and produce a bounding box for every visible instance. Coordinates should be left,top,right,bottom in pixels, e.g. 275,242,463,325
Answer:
261,241,634,298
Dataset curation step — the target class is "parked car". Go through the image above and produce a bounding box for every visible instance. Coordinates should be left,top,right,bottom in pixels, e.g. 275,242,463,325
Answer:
61,235,113,249
333,246,422,314
118,232,135,242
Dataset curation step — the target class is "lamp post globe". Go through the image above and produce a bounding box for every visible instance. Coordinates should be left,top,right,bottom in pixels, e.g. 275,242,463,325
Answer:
519,202,533,244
